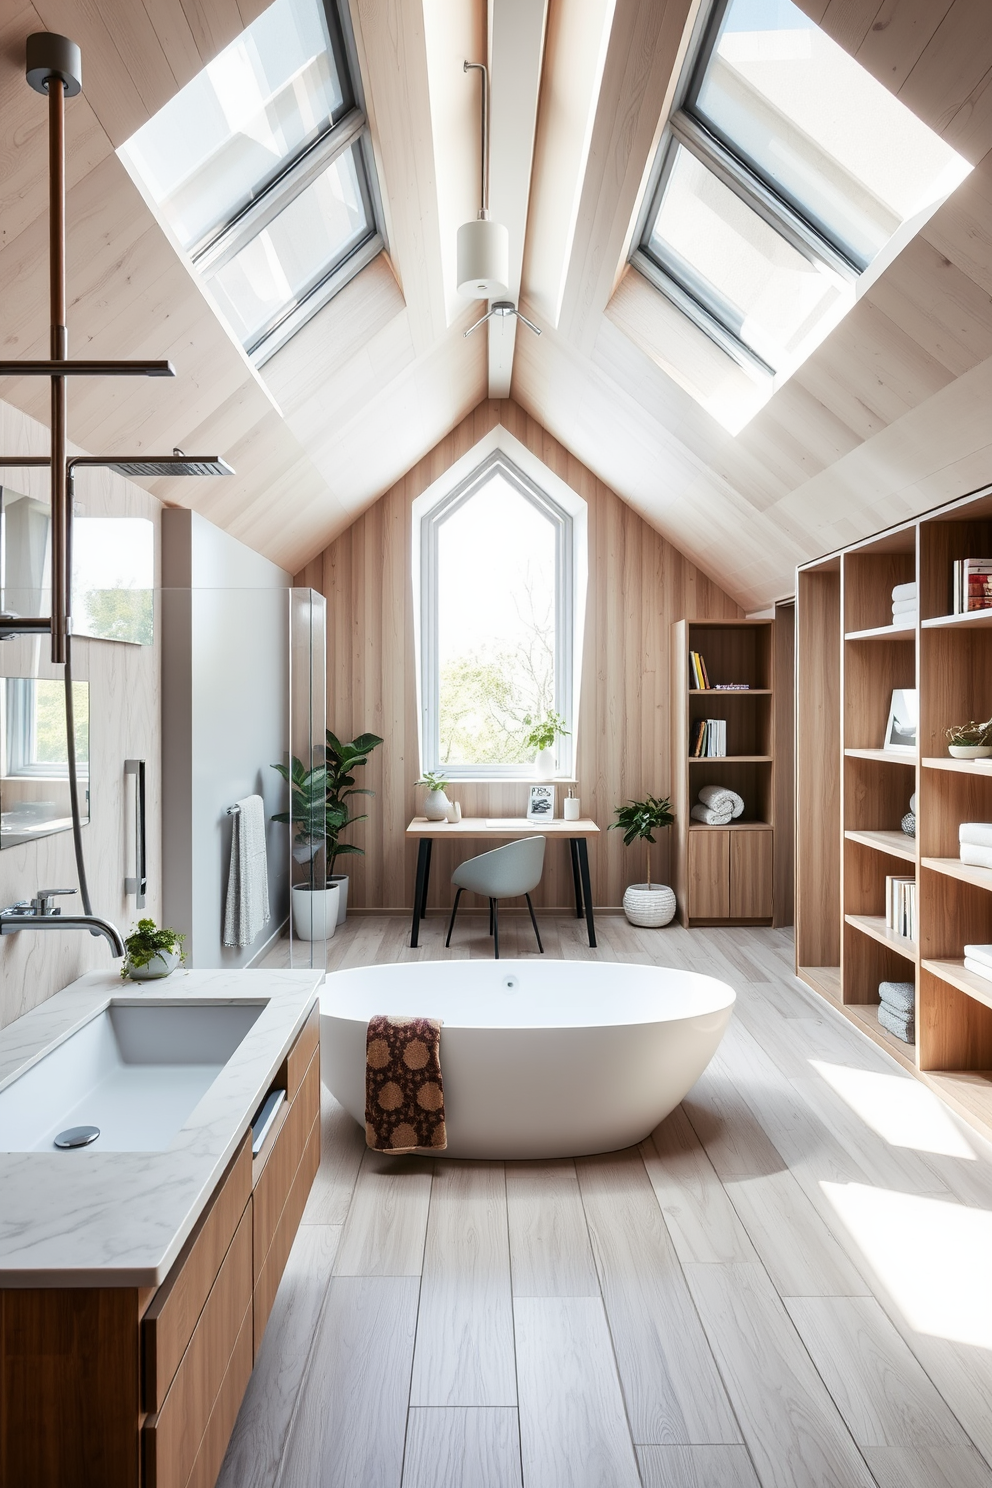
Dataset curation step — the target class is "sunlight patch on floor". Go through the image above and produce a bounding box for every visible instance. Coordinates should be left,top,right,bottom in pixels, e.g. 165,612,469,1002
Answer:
811,1060,976,1159
823,1182,992,1347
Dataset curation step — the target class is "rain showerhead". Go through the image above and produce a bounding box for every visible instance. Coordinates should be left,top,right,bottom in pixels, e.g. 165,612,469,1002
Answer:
71,452,235,477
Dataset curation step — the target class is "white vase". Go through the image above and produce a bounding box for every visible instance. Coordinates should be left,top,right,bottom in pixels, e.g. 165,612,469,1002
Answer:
534,747,556,781
948,744,992,759
328,873,349,924
623,883,676,928
292,882,340,941
424,789,449,821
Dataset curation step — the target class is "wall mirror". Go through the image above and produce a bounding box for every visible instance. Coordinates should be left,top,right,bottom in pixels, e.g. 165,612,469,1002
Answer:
0,487,154,645
0,678,89,848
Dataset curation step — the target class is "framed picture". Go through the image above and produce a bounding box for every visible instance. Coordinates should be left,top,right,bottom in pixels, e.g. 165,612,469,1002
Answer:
527,785,555,821
883,688,918,754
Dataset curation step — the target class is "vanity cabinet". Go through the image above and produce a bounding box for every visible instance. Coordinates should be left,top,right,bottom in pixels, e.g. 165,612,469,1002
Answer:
0,1001,321,1488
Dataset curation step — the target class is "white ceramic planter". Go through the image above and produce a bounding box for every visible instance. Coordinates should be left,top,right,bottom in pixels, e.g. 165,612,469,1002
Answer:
292,882,340,941
125,948,181,982
622,883,676,928
424,789,450,821
328,874,349,925
534,747,556,781
948,744,992,759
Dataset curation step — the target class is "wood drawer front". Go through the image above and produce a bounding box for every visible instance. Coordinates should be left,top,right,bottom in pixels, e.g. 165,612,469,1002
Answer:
254,1111,321,1356
688,829,730,918
184,1306,253,1488
730,830,773,919
286,1001,319,1102
143,1135,251,1412
253,1050,320,1281
143,1207,252,1488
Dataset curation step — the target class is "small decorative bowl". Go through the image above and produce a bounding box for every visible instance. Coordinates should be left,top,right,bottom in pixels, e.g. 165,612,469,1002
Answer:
948,744,992,759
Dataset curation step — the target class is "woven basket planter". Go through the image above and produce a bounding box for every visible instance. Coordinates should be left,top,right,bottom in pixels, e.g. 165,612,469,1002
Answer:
623,883,676,928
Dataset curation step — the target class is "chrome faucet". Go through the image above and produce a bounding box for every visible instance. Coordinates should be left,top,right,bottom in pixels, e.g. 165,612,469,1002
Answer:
0,888,125,957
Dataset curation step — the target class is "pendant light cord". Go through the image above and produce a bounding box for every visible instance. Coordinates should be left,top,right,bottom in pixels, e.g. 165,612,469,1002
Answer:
464,61,490,215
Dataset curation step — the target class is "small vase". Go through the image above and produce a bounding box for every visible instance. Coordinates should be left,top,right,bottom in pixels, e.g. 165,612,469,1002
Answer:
424,789,449,821
622,884,676,928
948,744,992,759
125,948,180,981
534,747,556,781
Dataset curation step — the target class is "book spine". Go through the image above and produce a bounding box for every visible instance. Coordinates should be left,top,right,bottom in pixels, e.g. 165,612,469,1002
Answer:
699,653,710,689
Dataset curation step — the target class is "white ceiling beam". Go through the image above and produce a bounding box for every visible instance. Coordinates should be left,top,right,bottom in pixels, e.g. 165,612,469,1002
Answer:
486,0,549,397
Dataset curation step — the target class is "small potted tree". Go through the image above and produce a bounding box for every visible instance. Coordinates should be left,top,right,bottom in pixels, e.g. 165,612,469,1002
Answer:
523,711,570,780
271,755,339,941
610,794,677,927
325,730,383,924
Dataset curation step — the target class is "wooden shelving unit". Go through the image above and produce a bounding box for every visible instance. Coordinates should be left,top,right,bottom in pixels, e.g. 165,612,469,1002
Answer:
796,483,992,1144
672,617,785,927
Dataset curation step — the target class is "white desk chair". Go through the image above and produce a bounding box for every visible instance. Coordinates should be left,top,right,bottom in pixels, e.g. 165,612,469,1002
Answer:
445,836,546,958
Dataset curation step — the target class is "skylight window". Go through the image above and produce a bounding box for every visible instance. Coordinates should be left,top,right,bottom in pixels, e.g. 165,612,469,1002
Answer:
633,0,972,389
119,0,383,362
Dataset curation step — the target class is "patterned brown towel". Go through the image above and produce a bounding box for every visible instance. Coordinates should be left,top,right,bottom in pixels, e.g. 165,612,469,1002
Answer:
365,1015,447,1153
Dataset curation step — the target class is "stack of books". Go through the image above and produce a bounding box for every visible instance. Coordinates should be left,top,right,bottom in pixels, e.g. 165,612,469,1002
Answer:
689,719,727,757
885,875,917,941
689,651,711,689
964,944,992,985
952,559,992,614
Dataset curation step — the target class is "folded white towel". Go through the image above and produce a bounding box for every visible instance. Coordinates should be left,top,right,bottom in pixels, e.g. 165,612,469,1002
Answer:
878,1003,914,1043
878,980,914,1015
964,957,992,984
223,794,270,948
891,581,917,602
691,804,733,826
960,842,992,869
698,784,744,819
891,599,917,616
959,822,992,848
964,944,992,970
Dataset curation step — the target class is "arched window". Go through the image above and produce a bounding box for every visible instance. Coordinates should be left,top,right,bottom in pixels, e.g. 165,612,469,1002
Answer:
417,450,584,781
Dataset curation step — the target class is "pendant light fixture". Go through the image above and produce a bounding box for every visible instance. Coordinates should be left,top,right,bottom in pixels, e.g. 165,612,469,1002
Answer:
457,60,509,299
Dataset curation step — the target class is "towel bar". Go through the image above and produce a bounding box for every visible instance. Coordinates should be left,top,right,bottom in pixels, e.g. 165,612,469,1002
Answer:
227,804,240,816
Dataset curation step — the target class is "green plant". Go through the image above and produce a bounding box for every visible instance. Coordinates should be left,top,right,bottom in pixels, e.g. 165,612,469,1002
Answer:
946,718,992,746
416,770,449,793
609,795,675,887
523,710,570,753
121,918,185,980
325,730,383,876
271,756,328,882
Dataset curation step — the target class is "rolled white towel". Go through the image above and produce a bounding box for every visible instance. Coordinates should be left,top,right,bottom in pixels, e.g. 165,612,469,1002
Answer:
892,581,917,602
964,957,992,985
964,944,992,971
959,822,992,848
698,784,744,819
960,842,992,869
691,804,733,825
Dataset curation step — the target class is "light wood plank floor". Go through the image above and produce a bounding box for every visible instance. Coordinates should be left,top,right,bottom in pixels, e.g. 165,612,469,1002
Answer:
223,912,992,1488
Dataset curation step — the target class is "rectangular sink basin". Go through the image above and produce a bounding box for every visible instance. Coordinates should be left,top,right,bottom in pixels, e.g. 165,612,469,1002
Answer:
0,1001,264,1152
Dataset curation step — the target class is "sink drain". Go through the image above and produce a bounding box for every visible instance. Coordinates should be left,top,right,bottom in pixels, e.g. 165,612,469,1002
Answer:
54,1125,100,1149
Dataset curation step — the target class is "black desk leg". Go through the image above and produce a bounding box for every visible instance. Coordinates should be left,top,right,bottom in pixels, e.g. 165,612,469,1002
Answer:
410,838,430,947
421,838,432,919
575,838,597,948
569,838,583,918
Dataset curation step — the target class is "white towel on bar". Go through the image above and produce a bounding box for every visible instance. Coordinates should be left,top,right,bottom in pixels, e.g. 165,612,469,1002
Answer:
891,581,917,602
698,784,744,818
691,803,733,825
964,944,992,970
959,822,992,848
223,794,270,948
964,957,992,984
960,842,992,870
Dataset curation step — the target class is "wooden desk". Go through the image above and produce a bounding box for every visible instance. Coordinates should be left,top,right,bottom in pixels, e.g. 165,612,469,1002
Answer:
404,817,601,949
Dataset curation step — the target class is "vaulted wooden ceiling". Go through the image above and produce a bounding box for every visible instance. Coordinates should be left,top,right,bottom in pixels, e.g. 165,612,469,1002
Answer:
0,0,991,610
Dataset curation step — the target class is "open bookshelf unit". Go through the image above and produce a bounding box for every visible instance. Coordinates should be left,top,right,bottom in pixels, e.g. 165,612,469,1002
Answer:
672,618,784,928
796,485,992,1143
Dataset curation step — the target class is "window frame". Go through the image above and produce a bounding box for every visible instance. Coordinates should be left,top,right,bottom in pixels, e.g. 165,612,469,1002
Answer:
631,0,873,379
419,451,576,783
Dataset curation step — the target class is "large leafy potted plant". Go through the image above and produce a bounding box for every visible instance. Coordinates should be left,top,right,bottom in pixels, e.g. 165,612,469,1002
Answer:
271,756,339,941
325,730,383,924
610,794,677,927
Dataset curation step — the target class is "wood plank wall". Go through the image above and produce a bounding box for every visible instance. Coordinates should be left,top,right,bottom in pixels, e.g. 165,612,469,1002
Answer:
295,400,743,911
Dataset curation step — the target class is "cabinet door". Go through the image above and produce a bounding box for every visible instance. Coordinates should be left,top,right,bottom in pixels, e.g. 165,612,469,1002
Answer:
730,830,773,919
688,829,730,918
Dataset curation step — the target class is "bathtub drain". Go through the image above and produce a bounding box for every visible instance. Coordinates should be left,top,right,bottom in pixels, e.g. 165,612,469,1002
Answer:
502,975,518,992
54,1125,100,1149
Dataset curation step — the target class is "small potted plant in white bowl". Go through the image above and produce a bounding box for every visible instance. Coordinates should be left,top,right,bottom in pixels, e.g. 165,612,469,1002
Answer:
946,718,992,759
610,794,677,927
416,771,450,821
523,711,570,781
121,918,186,981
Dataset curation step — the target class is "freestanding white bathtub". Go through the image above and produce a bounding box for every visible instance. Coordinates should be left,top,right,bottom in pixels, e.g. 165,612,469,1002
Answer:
319,959,735,1159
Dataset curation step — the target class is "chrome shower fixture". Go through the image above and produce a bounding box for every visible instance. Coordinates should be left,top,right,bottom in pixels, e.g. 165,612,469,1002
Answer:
464,300,541,339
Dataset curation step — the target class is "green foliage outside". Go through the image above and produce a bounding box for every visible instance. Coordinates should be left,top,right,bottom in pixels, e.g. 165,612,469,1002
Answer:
34,680,88,764
82,587,153,646
438,633,555,766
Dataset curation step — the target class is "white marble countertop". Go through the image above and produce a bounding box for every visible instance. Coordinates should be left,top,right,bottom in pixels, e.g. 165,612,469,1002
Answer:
0,967,323,1287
